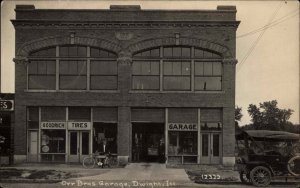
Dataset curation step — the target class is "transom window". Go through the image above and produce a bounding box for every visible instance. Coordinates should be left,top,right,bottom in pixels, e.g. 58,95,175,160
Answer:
132,46,222,91
28,46,117,90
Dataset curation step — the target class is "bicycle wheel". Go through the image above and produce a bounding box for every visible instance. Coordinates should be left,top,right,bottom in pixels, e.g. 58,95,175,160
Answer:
83,156,95,169
108,157,118,167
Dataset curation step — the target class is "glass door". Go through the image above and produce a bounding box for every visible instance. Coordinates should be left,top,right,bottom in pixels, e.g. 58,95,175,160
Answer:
200,133,221,164
68,131,90,163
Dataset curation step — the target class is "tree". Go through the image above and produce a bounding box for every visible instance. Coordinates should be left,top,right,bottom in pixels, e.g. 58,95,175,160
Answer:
235,106,243,128
247,100,294,131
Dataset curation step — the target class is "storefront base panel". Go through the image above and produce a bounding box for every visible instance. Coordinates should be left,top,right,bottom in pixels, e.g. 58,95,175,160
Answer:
118,156,129,165
222,157,235,167
14,155,26,164
0,156,9,165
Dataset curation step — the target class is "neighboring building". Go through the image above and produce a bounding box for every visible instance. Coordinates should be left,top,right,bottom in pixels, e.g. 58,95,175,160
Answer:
12,5,239,166
0,93,14,165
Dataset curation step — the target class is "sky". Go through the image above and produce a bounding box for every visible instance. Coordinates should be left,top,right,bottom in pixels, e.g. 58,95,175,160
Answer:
1,0,299,126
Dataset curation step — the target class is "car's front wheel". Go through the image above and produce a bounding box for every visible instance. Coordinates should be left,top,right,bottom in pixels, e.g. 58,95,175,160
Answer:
239,170,251,184
250,166,272,187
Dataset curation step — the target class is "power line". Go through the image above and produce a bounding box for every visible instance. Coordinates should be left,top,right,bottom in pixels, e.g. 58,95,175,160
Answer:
237,8,299,39
237,2,284,72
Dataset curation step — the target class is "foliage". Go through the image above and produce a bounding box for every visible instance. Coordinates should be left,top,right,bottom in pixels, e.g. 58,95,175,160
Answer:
245,100,294,132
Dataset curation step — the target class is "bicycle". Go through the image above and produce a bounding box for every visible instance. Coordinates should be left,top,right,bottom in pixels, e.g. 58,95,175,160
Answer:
82,152,118,169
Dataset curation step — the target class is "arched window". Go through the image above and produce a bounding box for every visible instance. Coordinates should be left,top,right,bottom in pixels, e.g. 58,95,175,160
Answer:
28,46,117,90
132,46,222,91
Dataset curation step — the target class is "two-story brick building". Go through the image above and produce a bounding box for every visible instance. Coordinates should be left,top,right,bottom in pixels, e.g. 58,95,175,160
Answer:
12,5,239,166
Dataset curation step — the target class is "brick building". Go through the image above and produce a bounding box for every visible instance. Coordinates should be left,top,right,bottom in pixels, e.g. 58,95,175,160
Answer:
12,5,239,166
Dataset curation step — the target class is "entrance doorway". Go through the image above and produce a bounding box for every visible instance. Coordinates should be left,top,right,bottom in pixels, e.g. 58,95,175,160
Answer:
132,123,164,162
28,131,38,162
68,131,90,163
201,133,221,164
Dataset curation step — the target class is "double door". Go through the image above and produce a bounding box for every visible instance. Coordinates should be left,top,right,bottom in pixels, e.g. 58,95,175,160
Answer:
201,133,221,164
68,131,90,163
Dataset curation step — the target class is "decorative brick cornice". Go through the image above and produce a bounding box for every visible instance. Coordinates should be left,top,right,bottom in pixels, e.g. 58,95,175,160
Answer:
128,37,233,58
11,20,240,29
16,35,121,57
117,51,132,65
222,58,238,65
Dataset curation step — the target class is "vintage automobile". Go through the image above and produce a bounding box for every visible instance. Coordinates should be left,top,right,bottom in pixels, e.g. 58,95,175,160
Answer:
235,130,300,186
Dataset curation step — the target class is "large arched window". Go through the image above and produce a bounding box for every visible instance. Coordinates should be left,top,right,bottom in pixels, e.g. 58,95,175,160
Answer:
28,46,117,90
132,46,222,91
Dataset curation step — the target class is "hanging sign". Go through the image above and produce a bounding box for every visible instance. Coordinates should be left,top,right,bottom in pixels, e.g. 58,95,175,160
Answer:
168,123,198,131
41,122,66,129
68,122,91,130
0,100,14,111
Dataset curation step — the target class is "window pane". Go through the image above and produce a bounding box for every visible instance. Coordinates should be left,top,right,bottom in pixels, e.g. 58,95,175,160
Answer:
68,107,90,121
179,132,197,155
150,61,160,75
59,46,69,56
203,51,212,58
28,61,38,74
78,46,87,57
90,76,117,90
70,132,77,155
59,76,86,90
203,62,213,75
182,61,191,75
37,61,47,74
82,132,89,155
46,61,56,74
30,47,56,57
90,48,100,57
151,48,160,57
202,134,209,156
172,61,181,75
163,76,190,90
90,61,117,75
93,123,117,153
213,134,220,156
132,61,141,75
132,76,160,90
182,47,191,57
163,47,172,57
173,47,181,57
41,107,66,121
141,61,151,75
194,48,204,58
28,107,39,129
28,75,56,90
195,77,222,91
69,46,77,56
195,62,204,75
213,62,222,76
163,61,173,75
60,61,86,75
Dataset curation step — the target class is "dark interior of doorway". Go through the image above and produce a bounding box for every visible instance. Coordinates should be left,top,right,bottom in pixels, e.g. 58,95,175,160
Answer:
132,123,165,163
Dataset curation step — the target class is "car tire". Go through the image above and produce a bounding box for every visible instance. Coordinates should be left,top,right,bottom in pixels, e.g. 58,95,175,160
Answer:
239,170,251,184
250,166,272,187
287,155,300,176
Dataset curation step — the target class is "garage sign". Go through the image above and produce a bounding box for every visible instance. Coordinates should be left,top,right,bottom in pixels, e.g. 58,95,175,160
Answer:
168,123,198,131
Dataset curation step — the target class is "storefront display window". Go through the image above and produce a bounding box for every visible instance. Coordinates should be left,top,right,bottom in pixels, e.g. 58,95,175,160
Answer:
93,123,117,154
41,130,65,153
168,132,197,155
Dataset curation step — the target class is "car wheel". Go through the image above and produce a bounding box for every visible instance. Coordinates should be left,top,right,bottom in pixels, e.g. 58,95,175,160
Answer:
250,166,272,187
287,155,300,176
239,170,251,184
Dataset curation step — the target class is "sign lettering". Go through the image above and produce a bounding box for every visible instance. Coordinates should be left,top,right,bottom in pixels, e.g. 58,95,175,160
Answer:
68,122,91,130
168,123,198,131
41,122,66,129
0,100,14,111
